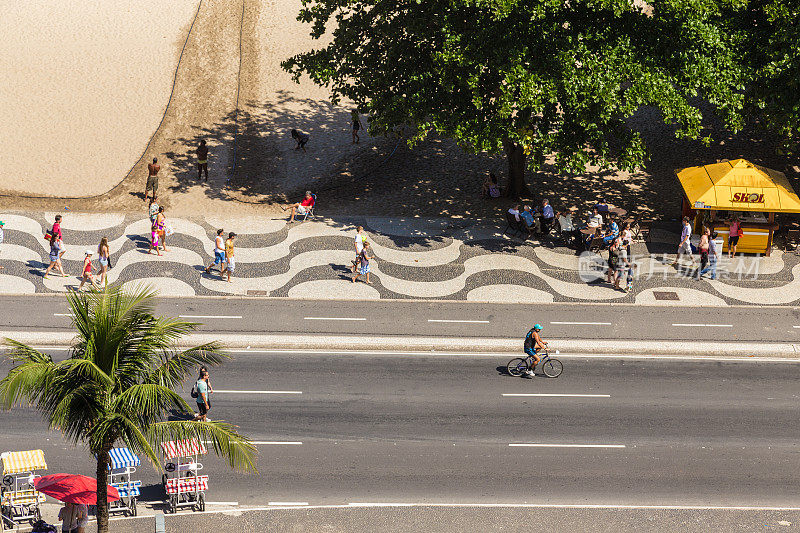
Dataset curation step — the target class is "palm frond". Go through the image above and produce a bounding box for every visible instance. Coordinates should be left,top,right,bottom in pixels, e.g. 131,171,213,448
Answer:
0,361,54,409
147,420,258,474
112,383,193,423
3,339,53,365
145,342,229,389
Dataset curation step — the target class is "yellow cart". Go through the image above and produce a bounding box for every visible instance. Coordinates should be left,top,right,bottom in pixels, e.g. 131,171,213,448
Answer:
1,450,47,530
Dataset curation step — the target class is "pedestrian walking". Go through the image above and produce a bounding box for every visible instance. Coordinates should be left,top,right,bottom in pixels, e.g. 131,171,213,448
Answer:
698,226,710,276
197,139,209,181
191,369,211,422
58,501,88,533
145,157,160,201
154,207,169,252
43,233,67,278
78,250,97,291
197,365,213,420
351,110,363,144
204,229,226,277
148,195,160,224
699,231,719,279
97,237,110,286
672,216,696,269
220,232,236,282
351,226,366,273
291,129,309,152
148,223,162,256
615,237,631,290
728,215,742,258
351,241,374,284
607,237,620,286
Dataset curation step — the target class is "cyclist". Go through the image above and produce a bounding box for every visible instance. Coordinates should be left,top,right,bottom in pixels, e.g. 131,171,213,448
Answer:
523,324,548,378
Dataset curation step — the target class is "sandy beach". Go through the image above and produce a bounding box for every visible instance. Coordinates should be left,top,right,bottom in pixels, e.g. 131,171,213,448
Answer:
0,0,198,196
0,0,795,222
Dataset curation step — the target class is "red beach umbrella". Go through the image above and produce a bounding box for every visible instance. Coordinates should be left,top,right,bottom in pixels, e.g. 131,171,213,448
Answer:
34,473,120,505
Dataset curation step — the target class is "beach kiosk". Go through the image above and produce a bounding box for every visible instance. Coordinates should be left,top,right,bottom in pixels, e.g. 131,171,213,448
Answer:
676,159,800,256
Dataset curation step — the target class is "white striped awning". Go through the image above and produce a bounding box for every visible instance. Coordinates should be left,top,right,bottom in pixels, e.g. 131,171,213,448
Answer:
108,447,140,470
160,439,207,459
165,475,208,495
1,450,47,475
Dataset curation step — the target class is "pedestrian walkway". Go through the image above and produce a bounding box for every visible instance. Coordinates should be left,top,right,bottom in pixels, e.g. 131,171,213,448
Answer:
0,211,797,305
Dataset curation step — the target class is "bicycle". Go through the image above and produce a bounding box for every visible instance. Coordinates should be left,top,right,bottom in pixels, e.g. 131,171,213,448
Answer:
507,348,563,378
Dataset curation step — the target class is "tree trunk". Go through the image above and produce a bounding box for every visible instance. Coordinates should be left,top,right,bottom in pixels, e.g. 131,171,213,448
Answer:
95,448,111,533
503,140,528,199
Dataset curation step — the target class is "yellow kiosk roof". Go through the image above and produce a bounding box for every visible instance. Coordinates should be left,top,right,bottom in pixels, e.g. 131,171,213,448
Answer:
1,450,47,474
676,159,800,212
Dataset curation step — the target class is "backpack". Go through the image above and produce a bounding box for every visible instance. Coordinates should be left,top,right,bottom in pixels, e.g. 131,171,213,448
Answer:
190,383,199,399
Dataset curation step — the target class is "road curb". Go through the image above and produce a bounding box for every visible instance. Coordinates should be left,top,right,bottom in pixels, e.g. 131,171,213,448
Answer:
2,331,798,358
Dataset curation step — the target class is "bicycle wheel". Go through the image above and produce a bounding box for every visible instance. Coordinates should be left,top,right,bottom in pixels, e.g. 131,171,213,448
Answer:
507,358,527,376
542,358,563,378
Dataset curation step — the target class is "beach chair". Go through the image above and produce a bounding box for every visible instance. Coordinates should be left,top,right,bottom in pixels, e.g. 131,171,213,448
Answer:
160,439,207,513
1,450,47,529
107,447,141,517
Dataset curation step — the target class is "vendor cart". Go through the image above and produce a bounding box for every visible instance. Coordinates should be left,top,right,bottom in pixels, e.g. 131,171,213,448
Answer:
160,439,207,513
0,450,47,530
107,447,141,517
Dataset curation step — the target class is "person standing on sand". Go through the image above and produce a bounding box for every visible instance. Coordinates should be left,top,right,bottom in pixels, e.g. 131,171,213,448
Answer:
351,110,363,144
145,157,160,201
197,140,209,181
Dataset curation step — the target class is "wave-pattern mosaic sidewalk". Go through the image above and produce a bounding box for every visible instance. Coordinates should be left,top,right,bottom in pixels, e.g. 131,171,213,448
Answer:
0,212,798,305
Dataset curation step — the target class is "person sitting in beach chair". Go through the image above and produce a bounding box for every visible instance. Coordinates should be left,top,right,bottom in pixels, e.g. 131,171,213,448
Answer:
282,191,316,223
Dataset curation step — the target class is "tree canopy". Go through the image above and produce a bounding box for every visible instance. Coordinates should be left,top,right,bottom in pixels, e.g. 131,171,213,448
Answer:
284,0,753,196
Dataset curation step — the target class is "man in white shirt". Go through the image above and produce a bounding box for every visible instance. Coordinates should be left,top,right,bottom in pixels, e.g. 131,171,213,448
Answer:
204,229,226,277
351,226,367,273
587,207,603,228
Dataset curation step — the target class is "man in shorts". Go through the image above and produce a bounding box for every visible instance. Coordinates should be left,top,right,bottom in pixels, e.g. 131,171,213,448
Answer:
204,229,226,277
221,232,236,282
145,157,160,201
672,216,696,269
351,225,366,272
197,140,209,181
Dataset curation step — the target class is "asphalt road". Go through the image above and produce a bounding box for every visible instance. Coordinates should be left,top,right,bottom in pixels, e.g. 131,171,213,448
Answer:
2,294,800,342
2,350,799,509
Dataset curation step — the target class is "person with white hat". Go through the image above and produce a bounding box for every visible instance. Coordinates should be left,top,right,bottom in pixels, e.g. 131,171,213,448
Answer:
78,249,97,291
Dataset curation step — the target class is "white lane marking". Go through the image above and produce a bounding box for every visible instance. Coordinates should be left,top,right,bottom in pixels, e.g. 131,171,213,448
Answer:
213,390,302,395
672,323,733,328
204,501,239,506
793,326,800,328
269,502,309,506
53,313,74,317
345,503,800,511
156,503,800,517
303,317,366,321
550,321,611,326
509,443,626,448
502,393,610,398
225,349,800,363
178,315,242,319
252,441,303,445
428,319,490,324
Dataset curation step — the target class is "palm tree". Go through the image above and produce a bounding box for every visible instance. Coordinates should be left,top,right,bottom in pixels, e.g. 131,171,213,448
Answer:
0,285,257,533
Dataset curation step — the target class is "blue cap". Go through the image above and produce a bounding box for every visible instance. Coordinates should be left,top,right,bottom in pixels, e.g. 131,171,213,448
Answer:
533,324,542,331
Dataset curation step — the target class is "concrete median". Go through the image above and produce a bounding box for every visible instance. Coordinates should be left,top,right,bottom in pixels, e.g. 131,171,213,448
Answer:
1,331,798,358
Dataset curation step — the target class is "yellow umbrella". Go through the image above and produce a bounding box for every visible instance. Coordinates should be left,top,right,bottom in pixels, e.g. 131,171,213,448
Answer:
676,159,800,213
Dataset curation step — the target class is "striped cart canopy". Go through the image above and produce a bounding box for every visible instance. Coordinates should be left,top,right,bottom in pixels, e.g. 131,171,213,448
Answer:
165,476,208,495
108,447,140,470
160,439,207,459
1,450,47,475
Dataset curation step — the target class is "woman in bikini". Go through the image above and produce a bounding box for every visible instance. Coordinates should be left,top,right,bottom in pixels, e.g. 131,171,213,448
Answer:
155,207,169,252
78,250,97,291
97,237,110,286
